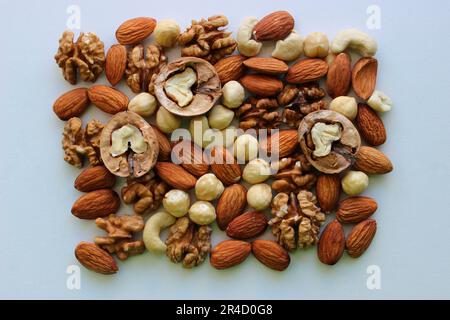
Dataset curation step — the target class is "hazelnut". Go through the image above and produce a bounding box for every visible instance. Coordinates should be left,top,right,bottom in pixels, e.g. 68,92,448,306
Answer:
222,81,245,109
163,190,191,217
189,201,216,225
156,107,182,133
208,104,234,130
189,116,211,148
247,183,273,211
304,32,329,58
154,19,180,48
128,93,157,117
243,158,271,184
195,173,225,201
341,171,369,195
233,134,259,163
329,96,358,120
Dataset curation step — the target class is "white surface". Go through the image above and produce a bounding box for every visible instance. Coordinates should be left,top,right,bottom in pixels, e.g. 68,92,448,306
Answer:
0,0,449,299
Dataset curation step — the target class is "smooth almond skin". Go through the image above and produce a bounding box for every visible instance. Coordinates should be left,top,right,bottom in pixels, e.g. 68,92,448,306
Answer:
326,53,351,98
240,74,284,97
356,104,387,146
352,57,378,100
116,17,156,45
354,146,393,174
226,211,268,239
243,57,289,75
210,147,242,186
316,174,341,213
336,196,378,224
210,240,251,270
252,240,290,271
262,130,298,158
318,220,345,265
105,44,127,86
72,189,120,219
75,242,118,275
53,88,89,120
88,85,129,115
172,140,209,177
346,219,377,258
74,166,116,192
155,162,197,190
216,184,247,230
253,11,295,41
286,59,329,84
153,127,171,161
214,55,247,85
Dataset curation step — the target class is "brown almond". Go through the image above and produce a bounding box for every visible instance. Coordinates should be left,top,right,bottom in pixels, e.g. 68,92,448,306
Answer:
87,85,129,115
105,44,127,86
155,162,197,190
252,240,290,271
346,219,377,258
253,11,294,41
356,103,387,146
75,242,118,275
286,59,329,84
210,147,242,185
216,184,247,230
226,211,268,239
262,130,298,158
354,146,393,174
318,220,345,265
74,166,116,192
352,57,378,100
115,17,156,45
214,55,247,84
153,127,171,161
240,74,284,97
337,196,378,224
72,189,120,220
316,174,341,213
243,57,289,75
326,53,351,98
53,88,89,120
172,140,209,177
210,240,251,270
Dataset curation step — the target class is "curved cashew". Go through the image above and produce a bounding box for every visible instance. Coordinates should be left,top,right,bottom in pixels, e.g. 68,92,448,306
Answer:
143,211,176,253
237,17,262,57
331,29,377,57
368,90,393,112
272,30,303,62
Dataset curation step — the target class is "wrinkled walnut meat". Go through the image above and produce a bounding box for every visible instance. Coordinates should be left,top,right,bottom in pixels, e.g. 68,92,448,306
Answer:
236,97,281,130
166,217,212,268
122,171,170,215
62,117,104,168
94,214,145,260
269,191,325,251
298,110,361,174
55,31,105,84
100,111,159,178
178,15,237,64
154,57,222,116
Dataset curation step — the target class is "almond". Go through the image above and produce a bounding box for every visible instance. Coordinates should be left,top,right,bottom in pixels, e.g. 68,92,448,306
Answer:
317,220,345,265
172,140,209,177
75,242,118,275
87,85,129,115
115,17,156,45
316,174,341,213
352,57,378,100
216,184,247,230
226,211,268,239
346,219,377,258
214,55,247,85
210,240,251,270
326,53,351,98
72,189,120,220
105,44,127,86
336,196,378,224
243,57,288,75
210,147,242,185
252,240,290,271
153,127,171,161
155,162,197,190
286,58,329,84
253,11,294,41
53,88,89,120
262,130,298,158
74,166,116,192
356,103,387,146
354,146,393,174
240,74,284,97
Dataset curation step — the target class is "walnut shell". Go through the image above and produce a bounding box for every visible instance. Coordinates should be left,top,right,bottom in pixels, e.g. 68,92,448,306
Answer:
298,110,360,174
100,111,159,178
154,57,222,117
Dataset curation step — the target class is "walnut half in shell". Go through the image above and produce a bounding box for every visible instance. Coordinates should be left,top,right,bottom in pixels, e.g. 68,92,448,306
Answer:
298,110,361,174
100,111,159,178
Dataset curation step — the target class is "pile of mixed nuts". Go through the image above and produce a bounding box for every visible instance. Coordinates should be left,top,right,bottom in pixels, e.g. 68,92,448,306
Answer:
53,11,393,275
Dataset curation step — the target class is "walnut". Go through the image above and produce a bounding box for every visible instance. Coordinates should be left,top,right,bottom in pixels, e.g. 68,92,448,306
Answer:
62,117,103,168
178,15,237,64
236,97,281,131
94,214,145,260
166,217,212,268
55,31,105,85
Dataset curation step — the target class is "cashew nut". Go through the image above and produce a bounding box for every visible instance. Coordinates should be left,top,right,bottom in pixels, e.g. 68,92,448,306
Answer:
311,122,342,157
331,29,377,57
368,90,393,112
272,30,303,62
143,211,176,253
237,17,262,57
164,67,197,107
110,124,147,157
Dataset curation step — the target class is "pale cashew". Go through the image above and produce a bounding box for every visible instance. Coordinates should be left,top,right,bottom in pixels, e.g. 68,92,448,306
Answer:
368,90,393,112
143,211,176,253
110,124,147,157
331,29,377,57
272,30,303,62
237,17,262,57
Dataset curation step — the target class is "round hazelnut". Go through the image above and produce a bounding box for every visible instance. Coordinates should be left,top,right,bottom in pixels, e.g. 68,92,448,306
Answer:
189,201,216,225
247,183,273,211
243,158,271,184
195,173,225,201
233,134,259,163
128,93,157,117
329,96,358,120
342,171,369,195
208,104,234,130
154,19,180,48
156,107,182,133
304,32,329,58
189,116,211,148
222,81,245,109
163,190,190,217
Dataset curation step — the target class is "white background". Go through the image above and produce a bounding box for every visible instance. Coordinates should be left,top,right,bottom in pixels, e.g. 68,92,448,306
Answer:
0,0,449,299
